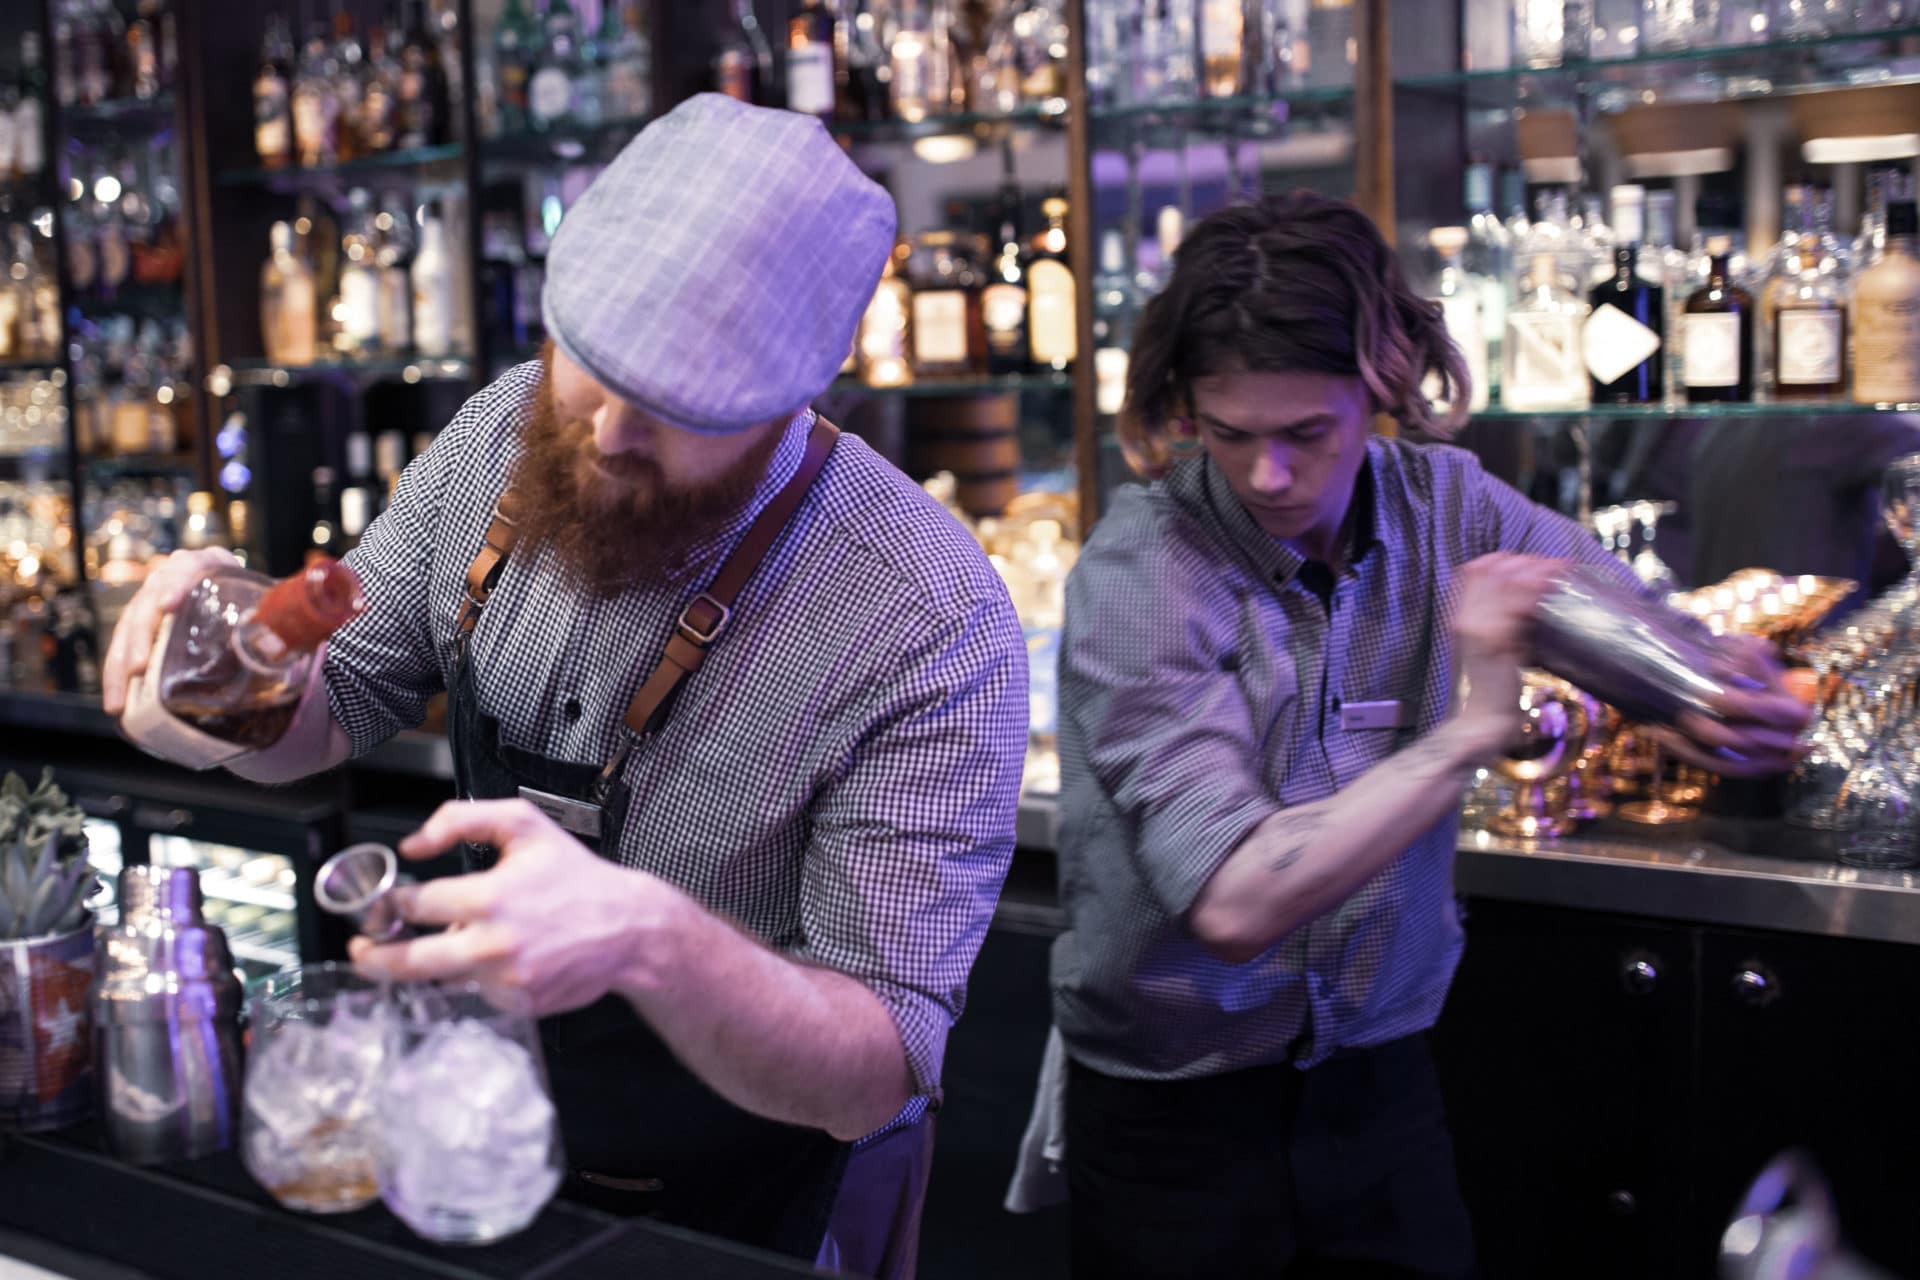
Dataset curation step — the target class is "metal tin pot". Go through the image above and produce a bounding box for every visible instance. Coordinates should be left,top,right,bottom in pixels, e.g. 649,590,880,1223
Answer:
0,918,97,1132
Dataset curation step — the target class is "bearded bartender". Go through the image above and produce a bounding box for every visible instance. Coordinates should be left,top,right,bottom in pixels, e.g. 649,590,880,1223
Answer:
100,96,1028,1278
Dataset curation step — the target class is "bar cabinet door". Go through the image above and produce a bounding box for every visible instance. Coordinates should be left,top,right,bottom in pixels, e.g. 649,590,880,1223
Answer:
1432,899,1698,1279
1693,926,1920,1279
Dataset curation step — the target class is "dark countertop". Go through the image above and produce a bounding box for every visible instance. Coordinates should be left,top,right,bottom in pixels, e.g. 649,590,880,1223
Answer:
0,1128,823,1280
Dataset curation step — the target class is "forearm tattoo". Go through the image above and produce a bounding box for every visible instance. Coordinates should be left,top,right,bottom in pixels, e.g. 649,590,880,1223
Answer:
1264,735,1464,877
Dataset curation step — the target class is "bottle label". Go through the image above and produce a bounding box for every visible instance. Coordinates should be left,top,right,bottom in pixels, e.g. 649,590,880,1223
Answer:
1506,311,1584,408
1856,295,1920,403
340,269,380,346
1432,293,1488,411
788,45,834,116
1583,302,1661,386
982,282,1027,352
1201,0,1242,62
1029,258,1076,367
14,99,43,174
1777,308,1842,386
1682,312,1741,388
529,66,573,122
912,291,968,366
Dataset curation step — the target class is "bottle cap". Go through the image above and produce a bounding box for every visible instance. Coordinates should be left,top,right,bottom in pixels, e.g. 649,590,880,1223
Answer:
1429,226,1469,257
1889,200,1918,237
253,557,367,652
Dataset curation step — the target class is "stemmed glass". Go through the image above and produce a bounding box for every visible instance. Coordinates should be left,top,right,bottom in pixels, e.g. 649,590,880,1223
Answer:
1835,709,1920,869
1630,501,1679,593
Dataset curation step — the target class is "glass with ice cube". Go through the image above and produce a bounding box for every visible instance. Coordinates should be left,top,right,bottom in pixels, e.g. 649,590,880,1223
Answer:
241,964,393,1213
376,986,565,1245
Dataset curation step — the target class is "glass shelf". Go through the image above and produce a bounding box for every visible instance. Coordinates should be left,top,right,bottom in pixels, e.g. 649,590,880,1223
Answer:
0,448,68,474
62,93,176,140
831,101,1068,144
70,281,187,322
1470,399,1920,422
215,355,474,391
216,142,466,192
1397,24,1920,112
1090,87,1354,149
480,113,656,169
0,360,63,377
828,372,1074,397
81,451,197,478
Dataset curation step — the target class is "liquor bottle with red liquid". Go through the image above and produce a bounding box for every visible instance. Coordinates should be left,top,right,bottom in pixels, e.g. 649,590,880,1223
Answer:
155,557,366,749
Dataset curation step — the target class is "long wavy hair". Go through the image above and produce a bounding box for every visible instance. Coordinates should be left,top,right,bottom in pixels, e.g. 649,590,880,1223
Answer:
1119,190,1471,478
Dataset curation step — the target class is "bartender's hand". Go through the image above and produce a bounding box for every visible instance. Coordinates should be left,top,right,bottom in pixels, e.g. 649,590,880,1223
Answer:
1656,633,1811,779
100,547,242,717
1445,552,1567,760
349,798,693,1017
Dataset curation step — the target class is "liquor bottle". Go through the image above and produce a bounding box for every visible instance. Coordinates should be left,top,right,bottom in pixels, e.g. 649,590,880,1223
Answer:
494,0,540,132
982,198,1029,376
340,485,372,553
602,0,652,118
529,0,580,128
1428,226,1490,413
1092,229,1140,416
291,21,340,167
261,219,318,365
1463,162,1510,401
397,0,448,148
1854,200,1920,406
787,0,838,117
1681,243,1753,404
909,231,984,377
857,241,913,387
155,557,367,748
890,0,936,120
307,467,342,565
254,14,296,169
1200,0,1244,97
6,35,39,181
573,1,616,125
132,0,167,99
359,25,400,154
1770,188,1849,402
1585,187,1662,404
1137,0,1196,102
375,191,414,355
1504,254,1589,410
716,0,778,104
336,190,380,359
839,0,888,122
1644,188,1689,397
1305,0,1354,88
76,0,117,106
329,9,367,161
411,202,455,357
1028,196,1076,373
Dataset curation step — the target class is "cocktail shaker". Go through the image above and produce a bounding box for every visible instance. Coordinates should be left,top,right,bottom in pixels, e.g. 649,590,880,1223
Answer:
1532,565,1732,727
90,865,243,1164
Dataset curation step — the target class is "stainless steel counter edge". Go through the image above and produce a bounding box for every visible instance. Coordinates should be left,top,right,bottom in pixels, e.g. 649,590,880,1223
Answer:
1454,828,1920,946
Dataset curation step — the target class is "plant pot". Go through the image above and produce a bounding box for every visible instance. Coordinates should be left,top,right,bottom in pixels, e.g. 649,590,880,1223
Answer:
0,917,97,1132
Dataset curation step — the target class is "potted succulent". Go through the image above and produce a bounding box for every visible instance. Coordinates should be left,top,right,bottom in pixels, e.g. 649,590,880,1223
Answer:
0,768,97,1132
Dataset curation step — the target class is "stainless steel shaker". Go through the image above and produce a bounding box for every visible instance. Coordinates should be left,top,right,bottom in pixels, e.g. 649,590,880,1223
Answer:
90,865,243,1164
1532,564,1734,728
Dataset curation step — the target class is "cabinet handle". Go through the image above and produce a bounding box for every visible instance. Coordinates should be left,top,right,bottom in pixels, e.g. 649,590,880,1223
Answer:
1732,968,1778,1008
1620,956,1660,996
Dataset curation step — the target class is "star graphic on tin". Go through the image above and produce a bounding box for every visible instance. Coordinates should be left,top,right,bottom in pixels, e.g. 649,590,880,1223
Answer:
38,997,82,1057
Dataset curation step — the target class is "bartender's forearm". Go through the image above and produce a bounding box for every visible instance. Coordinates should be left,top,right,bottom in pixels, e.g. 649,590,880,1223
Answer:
612,894,915,1142
1188,721,1487,964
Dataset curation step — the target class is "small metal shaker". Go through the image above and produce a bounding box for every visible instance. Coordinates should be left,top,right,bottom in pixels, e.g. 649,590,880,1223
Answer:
314,843,414,942
1532,565,1733,728
90,865,243,1164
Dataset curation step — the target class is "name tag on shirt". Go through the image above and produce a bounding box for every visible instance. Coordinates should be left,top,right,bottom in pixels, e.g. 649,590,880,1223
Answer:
1340,700,1412,732
519,785,605,841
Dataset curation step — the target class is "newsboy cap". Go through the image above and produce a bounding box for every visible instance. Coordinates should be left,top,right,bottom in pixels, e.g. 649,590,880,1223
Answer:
542,93,897,435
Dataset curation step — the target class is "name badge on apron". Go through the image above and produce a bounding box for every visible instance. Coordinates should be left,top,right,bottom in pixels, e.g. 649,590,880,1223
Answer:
1340,699,1412,732
519,785,605,841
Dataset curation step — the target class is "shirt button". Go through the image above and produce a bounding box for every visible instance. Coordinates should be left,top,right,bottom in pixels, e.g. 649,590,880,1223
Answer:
564,699,583,723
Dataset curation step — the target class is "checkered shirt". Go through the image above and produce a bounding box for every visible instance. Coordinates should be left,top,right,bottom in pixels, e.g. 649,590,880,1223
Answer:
1051,437,1631,1080
325,361,1029,1125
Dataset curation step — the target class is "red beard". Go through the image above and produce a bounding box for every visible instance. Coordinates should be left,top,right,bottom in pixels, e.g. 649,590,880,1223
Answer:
513,367,785,593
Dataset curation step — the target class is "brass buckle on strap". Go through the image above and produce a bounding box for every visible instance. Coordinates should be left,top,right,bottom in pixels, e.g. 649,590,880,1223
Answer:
677,592,731,646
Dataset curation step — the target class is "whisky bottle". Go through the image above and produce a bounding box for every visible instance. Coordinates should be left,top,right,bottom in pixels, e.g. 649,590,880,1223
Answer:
1681,245,1754,404
157,558,366,748
1027,196,1075,373
1854,199,1920,407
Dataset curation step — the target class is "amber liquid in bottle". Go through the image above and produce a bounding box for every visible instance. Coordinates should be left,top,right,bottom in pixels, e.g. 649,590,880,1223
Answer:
1682,251,1754,404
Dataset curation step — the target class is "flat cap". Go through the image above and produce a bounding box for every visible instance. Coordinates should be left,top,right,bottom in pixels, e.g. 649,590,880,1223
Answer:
543,93,897,435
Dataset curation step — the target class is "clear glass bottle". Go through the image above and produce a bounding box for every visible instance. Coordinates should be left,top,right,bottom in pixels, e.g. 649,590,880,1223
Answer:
786,0,839,118
411,202,454,357
1504,254,1590,410
1028,196,1076,372
1516,0,1582,68
1093,229,1140,416
290,21,340,167
1775,0,1843,38
359,25,401,154
1428,226,1490,413
493,0,541,132
1137,0,1197,102
528,0,580,128
603,0,652,119
328,9,366,161
396,0,447,149
335,189,380,360
1854,199,1920,406
261,219,317,366
1305,0,1353,87
14,32,47,180
716,0,777,105
1463,161,1510,401
907,231,985,378
1201,0,1245,97
156,558,366,748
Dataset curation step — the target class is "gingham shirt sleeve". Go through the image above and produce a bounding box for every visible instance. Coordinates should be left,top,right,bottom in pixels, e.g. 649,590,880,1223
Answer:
1459,450,1641,584
797,591,1027,1102
1061,521,1279,920
324,393,484,756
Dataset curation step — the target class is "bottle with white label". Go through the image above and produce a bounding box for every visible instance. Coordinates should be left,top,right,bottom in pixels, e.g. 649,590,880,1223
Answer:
1463,162,1510,402
1427,226,1489,413
1682,244,1753,404
261,220,318,366
1504,254,1589,411
786,0,839,118
335,189,381,359
1767,183,1849,400
908,231,983,378
1199,0,1243,97
410,203,455,357
1854,199,1920,407
528,0,579,127
1028,196,1076,372
1587,243,1664,404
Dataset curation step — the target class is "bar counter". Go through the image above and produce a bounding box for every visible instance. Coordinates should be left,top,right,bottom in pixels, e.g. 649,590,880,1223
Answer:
0,1126,822,1280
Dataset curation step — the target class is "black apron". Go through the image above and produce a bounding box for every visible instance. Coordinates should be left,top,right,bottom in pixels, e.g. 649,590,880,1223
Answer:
442,421,849,1260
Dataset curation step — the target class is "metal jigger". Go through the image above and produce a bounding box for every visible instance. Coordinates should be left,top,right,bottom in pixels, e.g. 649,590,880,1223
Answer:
314,843,414,943
1490,673,1590,840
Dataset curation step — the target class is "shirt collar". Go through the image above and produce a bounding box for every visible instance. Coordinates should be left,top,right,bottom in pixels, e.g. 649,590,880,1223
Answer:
1176,441,1382,589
